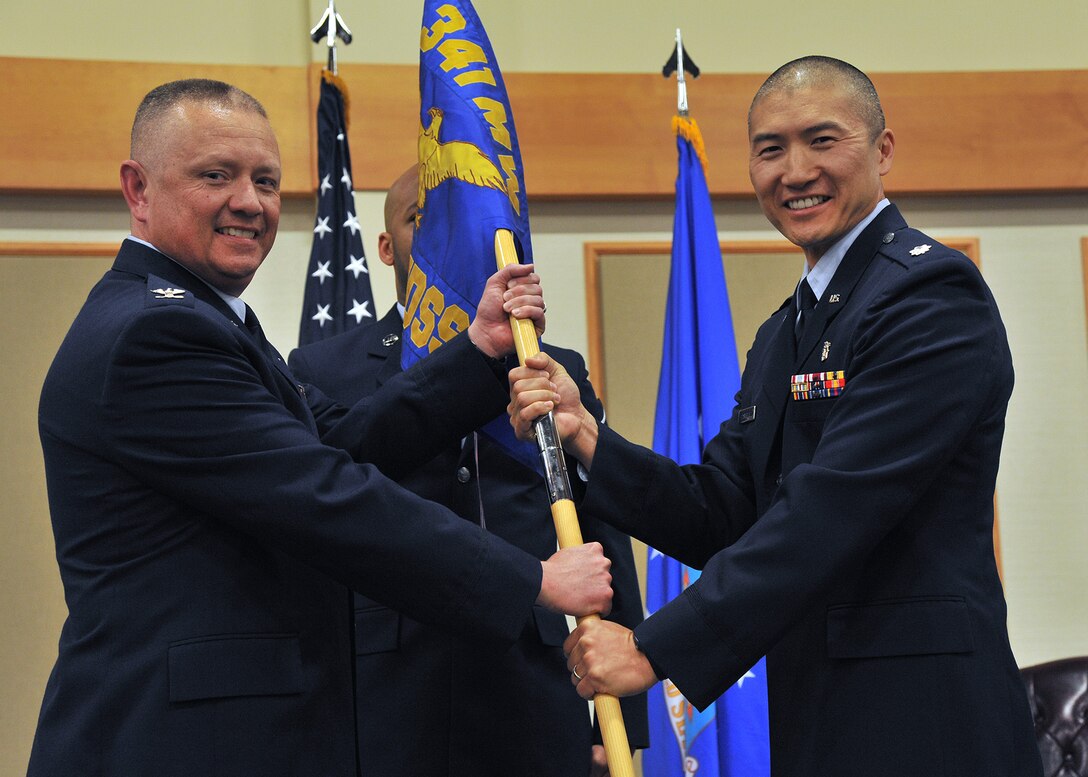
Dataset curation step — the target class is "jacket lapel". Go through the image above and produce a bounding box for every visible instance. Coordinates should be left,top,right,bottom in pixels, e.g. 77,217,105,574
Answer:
795,205,908,362
115,240,243,325
116,239,299,388
747,205,909,495
748,300,796,494
371,306,405,386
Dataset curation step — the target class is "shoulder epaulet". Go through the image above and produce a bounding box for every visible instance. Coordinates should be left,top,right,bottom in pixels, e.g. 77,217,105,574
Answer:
876,228,949,267
145,274,196,309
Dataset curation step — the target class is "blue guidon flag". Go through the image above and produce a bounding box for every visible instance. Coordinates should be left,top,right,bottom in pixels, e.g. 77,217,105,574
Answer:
644,115,771,777
405,0,537,470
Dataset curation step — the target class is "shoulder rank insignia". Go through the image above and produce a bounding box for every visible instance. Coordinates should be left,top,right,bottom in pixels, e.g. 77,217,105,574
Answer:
151,287,188,299
791,370,846,400
909,244,932,256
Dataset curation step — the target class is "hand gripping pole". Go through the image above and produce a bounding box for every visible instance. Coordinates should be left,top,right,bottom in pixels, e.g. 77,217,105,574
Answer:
495,229,634,777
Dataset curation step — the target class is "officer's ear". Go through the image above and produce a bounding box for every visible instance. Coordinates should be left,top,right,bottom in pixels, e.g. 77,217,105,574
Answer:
120,160,152,224
876,129,895,177
377,231,396,268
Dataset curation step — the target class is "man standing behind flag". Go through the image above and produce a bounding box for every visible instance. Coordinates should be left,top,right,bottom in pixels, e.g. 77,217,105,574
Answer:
641,111,769,777
290,166,647,777
300,4,645,773
299,70,375,345
509,56,1042,777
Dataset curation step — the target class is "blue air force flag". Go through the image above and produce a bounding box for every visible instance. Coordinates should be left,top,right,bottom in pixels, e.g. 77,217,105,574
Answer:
405,0,537,470
643,116,770,777
298,71,375,346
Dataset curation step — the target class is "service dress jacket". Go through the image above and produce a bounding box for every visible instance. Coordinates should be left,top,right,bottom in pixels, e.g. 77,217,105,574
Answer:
29,240,544,777
289,305,648,776
581,206,1043,777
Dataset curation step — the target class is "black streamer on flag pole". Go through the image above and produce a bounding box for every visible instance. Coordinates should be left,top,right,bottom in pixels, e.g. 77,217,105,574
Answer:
298,72,375,346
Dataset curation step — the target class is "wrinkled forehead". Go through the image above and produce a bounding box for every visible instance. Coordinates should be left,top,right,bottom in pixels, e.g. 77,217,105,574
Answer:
136,99,277,163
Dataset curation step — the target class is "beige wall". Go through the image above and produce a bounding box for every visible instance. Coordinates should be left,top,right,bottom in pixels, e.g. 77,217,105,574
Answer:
1,0,1086,773
2,0,1087,72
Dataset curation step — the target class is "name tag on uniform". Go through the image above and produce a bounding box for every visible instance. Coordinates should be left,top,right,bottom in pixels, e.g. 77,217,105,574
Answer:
739,405,757,424
790,370,846,400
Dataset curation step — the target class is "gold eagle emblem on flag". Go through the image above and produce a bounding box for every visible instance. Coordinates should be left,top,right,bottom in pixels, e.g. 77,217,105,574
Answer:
416,107,508,225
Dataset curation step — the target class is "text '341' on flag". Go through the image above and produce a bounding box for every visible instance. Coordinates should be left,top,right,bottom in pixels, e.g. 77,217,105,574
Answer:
405,0,537,471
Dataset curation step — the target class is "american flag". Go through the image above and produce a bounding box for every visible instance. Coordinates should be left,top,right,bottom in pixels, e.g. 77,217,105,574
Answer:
298,71,375,346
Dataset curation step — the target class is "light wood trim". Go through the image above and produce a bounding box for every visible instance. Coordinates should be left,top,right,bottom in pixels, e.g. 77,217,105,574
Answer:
584,239,802,404
942,238,981,268
1082,238,1088,344
0,241,119,256
3,57,1086,198
582,241,605,404
0,58,311,196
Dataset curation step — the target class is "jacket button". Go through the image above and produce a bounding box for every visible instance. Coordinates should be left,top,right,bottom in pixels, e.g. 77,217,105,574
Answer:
775,474,783,486
456,466,472,484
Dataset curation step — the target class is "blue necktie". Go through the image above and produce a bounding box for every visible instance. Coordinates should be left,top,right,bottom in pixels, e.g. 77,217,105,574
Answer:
794,277,817,345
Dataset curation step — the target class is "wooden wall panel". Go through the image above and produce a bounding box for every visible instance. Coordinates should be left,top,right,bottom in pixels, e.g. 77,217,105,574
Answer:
2,57,1086,199
0,58,310,195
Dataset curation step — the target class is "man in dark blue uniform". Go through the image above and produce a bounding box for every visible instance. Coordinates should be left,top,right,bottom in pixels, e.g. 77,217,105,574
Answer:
28,79,614,777
289,167,648,777
510,56,1043,777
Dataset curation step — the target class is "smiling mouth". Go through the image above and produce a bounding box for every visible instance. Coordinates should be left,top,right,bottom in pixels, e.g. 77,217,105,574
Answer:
786,196,829,210
217,227,258,239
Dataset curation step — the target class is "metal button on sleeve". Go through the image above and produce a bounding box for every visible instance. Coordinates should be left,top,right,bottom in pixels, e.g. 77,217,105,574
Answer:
456,466,471,484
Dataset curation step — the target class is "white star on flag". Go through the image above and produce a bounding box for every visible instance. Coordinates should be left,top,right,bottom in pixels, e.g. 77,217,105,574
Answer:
319,174,332,196
344,255,368,278
735,669,756,689
347,298,373,323
341,167,352,189
311,304,333,327
343,211,361,236
313,216,332,239
311,261,333,285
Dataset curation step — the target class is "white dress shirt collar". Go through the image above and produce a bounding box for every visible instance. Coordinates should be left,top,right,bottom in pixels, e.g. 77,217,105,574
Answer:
801,198,890,302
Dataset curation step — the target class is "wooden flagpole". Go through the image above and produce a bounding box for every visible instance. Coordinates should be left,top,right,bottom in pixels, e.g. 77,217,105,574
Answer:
495,229,635,777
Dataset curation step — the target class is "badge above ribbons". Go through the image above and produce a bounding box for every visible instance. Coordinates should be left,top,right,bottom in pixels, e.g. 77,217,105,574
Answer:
406,0,536,469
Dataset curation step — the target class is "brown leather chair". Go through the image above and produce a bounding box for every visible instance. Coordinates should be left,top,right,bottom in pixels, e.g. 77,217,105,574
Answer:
1021,657,1088,776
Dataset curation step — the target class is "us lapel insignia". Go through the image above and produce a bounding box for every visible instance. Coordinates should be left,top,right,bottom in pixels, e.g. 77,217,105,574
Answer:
739,405,757,424
381,333,400,347
828,293,841,303
821,341,831,361
151,287,187,299
909,244,932,256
